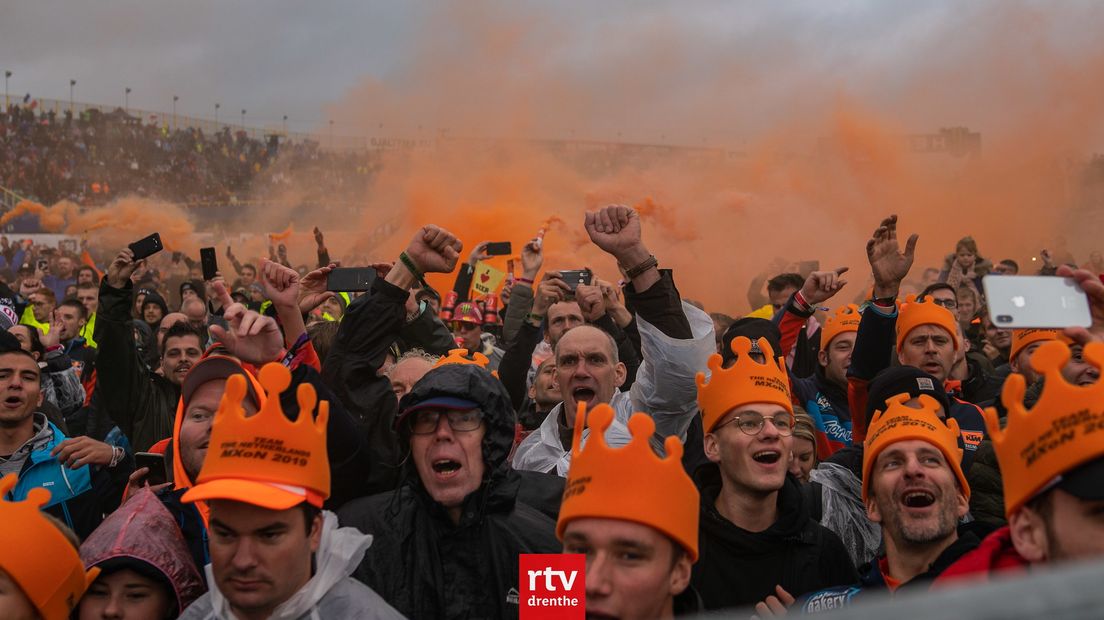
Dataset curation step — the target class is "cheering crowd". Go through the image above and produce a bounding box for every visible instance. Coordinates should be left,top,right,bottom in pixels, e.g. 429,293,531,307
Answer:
1,202,1104,620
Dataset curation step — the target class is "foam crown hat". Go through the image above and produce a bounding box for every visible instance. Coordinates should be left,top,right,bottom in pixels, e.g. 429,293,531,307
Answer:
862,393,969,503
1008,328,1069,363
434,348,490,369
985,340,1104,517
182,362,330,510
0,475,99,620
557,402,700,561
696,336,792,433
896,294,960,351
821,304,862,351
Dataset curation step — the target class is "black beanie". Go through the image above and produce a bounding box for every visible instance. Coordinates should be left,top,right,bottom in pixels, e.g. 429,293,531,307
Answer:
721,318,783,365
865,366,952,428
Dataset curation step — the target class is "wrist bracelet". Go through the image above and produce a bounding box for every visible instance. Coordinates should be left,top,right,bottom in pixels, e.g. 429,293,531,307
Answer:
527,312,545,324
398,251,429,288
621,255,658,280
517,277,535,285
872,295,897,307
792,291,813,313
109,446,124,468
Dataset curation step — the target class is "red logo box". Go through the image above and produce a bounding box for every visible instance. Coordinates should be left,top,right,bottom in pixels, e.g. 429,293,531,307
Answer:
519,553,585,619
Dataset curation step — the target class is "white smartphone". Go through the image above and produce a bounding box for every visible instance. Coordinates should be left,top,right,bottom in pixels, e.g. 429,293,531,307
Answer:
982,275,1091,329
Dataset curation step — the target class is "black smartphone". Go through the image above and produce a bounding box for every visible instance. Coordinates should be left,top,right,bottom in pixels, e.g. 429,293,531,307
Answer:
327,267,377,292
134,452,168,486
485,241,512,256
560,269,593,292
200,247,219,281
128,233,164,260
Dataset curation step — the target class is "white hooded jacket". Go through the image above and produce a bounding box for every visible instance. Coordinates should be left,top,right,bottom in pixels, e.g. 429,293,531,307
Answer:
180,511,405,620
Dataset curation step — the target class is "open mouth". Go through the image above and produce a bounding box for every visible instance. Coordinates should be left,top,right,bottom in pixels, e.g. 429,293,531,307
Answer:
752,450,781,465
572,387,596,403
3,395,23,407
432,460,461,476
901,490,936,508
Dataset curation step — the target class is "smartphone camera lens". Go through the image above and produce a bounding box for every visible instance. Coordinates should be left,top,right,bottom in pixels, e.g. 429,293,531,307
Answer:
996,315,1013,324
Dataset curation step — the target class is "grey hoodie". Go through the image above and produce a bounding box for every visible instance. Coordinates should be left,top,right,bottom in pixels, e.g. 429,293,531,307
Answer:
180,511,405,620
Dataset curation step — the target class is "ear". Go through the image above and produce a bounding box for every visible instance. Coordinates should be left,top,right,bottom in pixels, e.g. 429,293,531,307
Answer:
668,551,693,596
817,349,829,368
703,431,721,464
954,488,970,520
897,350,907,367
865,492,882,524
527,382,537,400
1009,507,1048,563
614,361,627,389
309,512,324,553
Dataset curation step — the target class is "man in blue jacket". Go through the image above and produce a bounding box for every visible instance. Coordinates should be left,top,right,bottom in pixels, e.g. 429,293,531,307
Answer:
0,339,130,539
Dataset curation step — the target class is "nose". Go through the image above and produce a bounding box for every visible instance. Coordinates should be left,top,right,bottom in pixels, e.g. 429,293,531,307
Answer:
903,453,927,478
585,553,614,599
759,416,782,440
432,414,456,440
102,591,124,618
230,538,258,572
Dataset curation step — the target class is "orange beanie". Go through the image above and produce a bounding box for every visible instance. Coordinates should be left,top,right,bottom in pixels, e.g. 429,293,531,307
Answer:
986,340,1104,517
820,304,862,351
696,336,792,433
182,363,330,510
557,403,700,561
0,475,99,620
896,294,960,352
862,393,969,503
1008,329,1068,363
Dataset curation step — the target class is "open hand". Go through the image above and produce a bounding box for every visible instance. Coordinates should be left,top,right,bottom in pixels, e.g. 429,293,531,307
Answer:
521,239,543,279
209,281,284,365
468,241,491,267
866,215,917,298
298,263,338,314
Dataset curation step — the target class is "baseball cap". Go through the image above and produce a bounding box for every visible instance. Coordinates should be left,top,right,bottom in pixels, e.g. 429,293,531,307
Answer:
181,354,259,410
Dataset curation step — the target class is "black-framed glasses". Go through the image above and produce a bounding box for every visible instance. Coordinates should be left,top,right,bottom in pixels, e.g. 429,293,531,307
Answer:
930,298,957,310
409,409,484,435
715,411,795,436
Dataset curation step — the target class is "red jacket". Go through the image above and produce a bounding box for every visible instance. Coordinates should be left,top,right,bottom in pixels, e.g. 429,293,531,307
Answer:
933,526,1032,586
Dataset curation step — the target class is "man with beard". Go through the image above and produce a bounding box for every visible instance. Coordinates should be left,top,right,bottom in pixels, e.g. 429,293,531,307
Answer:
95,247,205,451
762,390,975,615
847,215,987,471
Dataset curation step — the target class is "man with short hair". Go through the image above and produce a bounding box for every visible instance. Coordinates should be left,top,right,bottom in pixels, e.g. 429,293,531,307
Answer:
938,340,1104,581
512,205,715,475
77,264,99,286
559,406,701,618
992,259,1019,275
0,346,129,538
498,237,638,416
780,392,979,614
385,349,438,399
76,281,99,348
21,287,55,334
53,299,97,391
179,363,402,620
340,363,561,618
693,336,856,609
767,273,804,313
95,248,206,452
520,356,558,433
847,216,988,470
43,255,77,300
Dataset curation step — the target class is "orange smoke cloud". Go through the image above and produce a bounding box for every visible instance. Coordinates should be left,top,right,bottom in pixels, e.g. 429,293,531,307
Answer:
309,1,1104,313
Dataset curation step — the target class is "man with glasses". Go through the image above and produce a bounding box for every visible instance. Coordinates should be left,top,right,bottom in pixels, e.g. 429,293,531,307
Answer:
339,363,560,618
691,336,857,610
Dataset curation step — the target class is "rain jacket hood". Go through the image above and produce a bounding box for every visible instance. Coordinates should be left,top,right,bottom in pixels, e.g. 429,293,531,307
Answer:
396,364,515,482
80,486,204,614
185,511,403,620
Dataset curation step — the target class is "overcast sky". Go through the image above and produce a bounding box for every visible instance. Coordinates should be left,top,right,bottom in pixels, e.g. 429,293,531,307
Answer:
3,0,1100,143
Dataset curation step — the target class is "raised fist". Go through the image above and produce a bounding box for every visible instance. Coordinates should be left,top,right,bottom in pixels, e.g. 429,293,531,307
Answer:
405,225,463,274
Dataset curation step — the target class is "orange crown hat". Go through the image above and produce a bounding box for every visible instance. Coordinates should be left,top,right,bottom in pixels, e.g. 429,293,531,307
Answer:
182,363,330,510
557,403,700,561
434,348,490,369
0,475,99,620
896,294,961,352
820,304,862,351
862,393,969,503
696,336,793,433
1008,329,1069,363
985,340,1104,517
